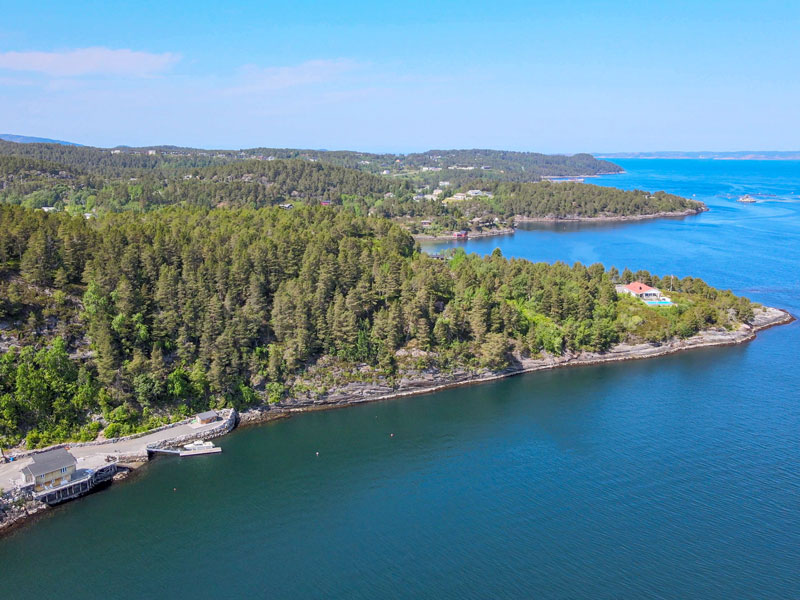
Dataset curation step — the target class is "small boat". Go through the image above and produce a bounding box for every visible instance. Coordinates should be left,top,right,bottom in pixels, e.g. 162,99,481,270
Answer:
180,440,222,456
737,195,757,203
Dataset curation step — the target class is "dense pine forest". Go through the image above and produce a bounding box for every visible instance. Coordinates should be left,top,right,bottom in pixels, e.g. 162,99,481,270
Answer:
0,204,753,448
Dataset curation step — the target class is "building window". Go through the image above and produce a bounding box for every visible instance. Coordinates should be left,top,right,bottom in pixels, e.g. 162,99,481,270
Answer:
61,467,68,473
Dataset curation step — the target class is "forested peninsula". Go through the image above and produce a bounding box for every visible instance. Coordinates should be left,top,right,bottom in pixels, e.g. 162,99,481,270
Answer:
0,203,773,449
0,142,705,239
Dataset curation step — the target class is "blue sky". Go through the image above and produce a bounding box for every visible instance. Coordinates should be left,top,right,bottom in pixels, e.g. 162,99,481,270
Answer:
1,0,798,152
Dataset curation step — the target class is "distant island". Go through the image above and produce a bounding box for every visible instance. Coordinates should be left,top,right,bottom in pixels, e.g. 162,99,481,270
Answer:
595,150,800,161
0,134,82,147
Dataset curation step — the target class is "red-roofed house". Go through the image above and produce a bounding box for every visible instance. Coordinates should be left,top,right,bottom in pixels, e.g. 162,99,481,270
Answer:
617,281,672,304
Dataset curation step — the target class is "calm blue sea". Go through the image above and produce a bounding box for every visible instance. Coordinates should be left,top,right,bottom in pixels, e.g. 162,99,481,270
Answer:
1,160,798,599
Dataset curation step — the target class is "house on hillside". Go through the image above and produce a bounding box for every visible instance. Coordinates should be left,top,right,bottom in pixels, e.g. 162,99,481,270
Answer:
454,230,468,239
616,281,672,305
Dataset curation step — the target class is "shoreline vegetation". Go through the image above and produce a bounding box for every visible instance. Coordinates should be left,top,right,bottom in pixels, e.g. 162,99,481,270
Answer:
402,183,706,240
413,206,708,241
513,206,708,223
1,305,792,537
239,305,792,423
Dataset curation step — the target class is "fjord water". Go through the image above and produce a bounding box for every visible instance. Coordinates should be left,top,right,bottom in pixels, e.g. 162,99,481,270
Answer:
2,161,799,599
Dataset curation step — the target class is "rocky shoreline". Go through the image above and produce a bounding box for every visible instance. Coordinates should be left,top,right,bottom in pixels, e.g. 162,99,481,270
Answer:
1,306,792,536
514,205,708,224
414,208,707,242
239,305,793,425
412,227,515,241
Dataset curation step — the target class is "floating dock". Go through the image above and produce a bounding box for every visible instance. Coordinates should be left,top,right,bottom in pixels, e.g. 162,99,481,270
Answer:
147,441,222,458
179,446,222,457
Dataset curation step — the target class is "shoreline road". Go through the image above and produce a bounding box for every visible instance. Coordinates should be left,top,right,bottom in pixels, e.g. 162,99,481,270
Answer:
0,417,229,492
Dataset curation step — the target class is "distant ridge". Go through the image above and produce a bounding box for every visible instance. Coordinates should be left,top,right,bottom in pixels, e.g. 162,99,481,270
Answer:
595,151,800,161
0,133,81,146
0,140,621,182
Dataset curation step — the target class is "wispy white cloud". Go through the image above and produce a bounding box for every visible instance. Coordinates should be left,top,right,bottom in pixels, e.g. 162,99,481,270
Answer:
0,47,180,77
227,59,362,94
0,55,427,148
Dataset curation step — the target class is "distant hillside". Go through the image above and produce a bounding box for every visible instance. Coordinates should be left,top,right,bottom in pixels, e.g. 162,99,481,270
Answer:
245,148,622,184
0,147,703,229
0,139,621,182
596,151,800,161
0,134,81,146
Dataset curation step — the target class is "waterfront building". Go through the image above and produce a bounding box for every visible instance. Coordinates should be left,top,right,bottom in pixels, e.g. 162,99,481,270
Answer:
21,448,77,492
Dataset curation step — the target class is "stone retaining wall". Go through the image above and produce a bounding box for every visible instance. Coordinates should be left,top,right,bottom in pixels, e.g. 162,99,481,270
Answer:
147,409,237,449
116,409,238,462
8,416,196,459
9,409,238,460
